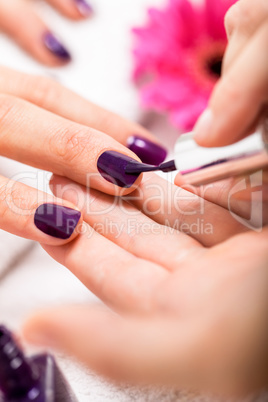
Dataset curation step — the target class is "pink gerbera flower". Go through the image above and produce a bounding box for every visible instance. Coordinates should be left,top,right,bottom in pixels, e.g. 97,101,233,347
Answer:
132,0,237,131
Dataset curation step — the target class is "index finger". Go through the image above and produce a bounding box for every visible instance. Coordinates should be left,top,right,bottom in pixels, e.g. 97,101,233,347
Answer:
0,94,143,195
0,66,167,166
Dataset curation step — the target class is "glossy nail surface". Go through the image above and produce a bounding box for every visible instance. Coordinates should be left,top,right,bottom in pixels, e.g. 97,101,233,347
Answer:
74,0,93,16
43,32,71,61
97,151,140,188
34,204,81,239
127,136,167,165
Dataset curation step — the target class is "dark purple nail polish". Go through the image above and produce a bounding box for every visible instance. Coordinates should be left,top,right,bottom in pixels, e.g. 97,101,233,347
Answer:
0,325,78,401
34,203,81,240
43,32,71,61
97,151,140,188
74,0,93,16
127,136,167,165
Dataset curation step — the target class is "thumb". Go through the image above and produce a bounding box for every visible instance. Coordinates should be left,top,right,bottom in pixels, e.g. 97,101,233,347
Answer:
193,24,268,147
23,305,201,386
22,305,256,395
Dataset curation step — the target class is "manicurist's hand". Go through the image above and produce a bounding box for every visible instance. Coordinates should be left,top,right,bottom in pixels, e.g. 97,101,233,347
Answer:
193,0,268,147
24,171,268,396
0,65,165,244
0,0,93,66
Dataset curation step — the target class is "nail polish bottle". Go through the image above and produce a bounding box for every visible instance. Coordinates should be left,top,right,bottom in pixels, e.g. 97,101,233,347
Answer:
0,325,78,402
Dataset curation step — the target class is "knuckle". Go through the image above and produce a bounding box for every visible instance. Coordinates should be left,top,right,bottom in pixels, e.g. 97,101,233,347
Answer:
214,76,240,105
224,3,240,37
0,94,18,127
48,126,97,168
226,0,268,37
240,0,268,23
238,0,255,29
28,76,62,108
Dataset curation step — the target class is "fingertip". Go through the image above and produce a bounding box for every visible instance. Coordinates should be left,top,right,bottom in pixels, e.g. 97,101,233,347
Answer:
96,150,144,195
33,202,83,245
73,0,94,19
51,0,94,21
174,172,185,187
193,109,215,147
126,135,167,165
22,305,107,350
22,311,62,349
42,31,72,66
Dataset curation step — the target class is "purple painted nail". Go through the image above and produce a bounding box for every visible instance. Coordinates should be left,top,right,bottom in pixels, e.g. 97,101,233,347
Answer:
127,136,167,165
43,32,71,61
34,204,81,239
97,151,140,188
74,0,93,16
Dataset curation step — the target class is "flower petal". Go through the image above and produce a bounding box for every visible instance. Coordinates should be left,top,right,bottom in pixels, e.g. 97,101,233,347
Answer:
205,0,237,40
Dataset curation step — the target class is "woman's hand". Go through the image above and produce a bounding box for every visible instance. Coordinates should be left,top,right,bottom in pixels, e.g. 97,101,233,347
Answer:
23,172,268,396
0,0,93,66
0,65,166,244
193,0,268,147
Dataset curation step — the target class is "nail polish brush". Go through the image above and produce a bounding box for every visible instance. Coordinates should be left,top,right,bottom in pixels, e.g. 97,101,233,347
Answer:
125,121,268,186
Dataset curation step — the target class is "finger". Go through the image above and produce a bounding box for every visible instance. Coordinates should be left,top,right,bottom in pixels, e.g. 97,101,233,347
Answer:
223,0,268,72
0,0,71,66
49,175,202,270
0,66,166,165
0,174,82,245
42,225,168,312
24,306,200,387
175,170,268,228
45,0,93,19
23,300,268,394
0,94,143,196
50,173,247,248
128,174,247,247
193,24,268,147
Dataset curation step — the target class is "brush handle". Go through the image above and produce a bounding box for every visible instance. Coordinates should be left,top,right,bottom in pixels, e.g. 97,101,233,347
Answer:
174,121,268,186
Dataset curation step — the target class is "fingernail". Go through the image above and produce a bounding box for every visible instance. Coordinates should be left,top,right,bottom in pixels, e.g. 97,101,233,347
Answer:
193,109,214,143
127,136,167,165
43,32,72,61
97,151,140,188
74,0,93,17
34,203,81,239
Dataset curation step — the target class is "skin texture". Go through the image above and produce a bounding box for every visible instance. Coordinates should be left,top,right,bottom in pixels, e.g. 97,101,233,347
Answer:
0,65,164,244
0,0,266,396
24,172,268,397
0,0,93,66
21,0,268,396
191,0,268,149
